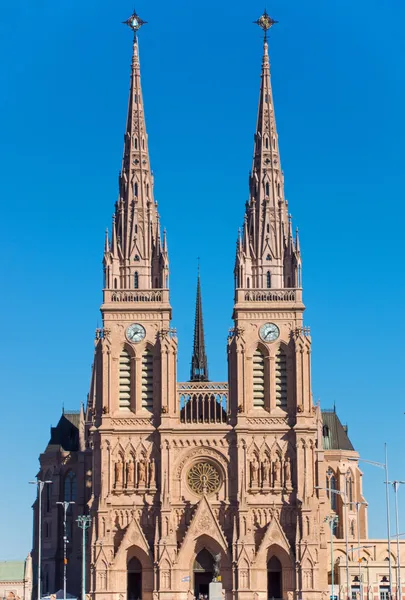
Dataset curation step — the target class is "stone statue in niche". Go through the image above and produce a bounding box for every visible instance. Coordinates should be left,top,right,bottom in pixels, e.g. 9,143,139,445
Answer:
149,458,156,488
250,457,259,487
138,455,147,487
284,456,292,486
213,553,221,581
126,459,135,488
273,457,281,486
115,458,123,487
262,457,271,486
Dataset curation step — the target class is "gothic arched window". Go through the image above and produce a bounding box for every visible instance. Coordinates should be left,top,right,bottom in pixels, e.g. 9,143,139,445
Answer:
265,182,270,196
252,349,265,408
141,349,153,412
326,469,337,512
275,347,287,409
134,182,138,197
346,473,354,505
134,272,139,289
64,471,77,502
266,271,271,289
119,349,131,409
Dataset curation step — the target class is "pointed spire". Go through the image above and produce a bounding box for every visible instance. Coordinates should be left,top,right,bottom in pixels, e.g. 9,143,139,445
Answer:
190,266,209,382
235,13,302,291
105,12,168,292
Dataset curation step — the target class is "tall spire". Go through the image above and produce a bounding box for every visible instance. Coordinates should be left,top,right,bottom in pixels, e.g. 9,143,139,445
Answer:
190,267,209,382
103,11,169,292
235,12,301,291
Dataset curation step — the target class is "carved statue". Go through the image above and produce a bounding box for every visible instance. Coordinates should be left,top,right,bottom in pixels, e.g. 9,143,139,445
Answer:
250,457,259,487
212,553,221,581
138,456,147,487
115,458,123,487
149,458,156,488
284,456,292,486
126,459,135,488
262,457,270,486
273,457,281,485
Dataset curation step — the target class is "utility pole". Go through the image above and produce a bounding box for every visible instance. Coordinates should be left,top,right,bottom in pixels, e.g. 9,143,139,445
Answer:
77,515,92,600
325,514,339,600
56,501,75,600
30,479,52,600
389,481,405,600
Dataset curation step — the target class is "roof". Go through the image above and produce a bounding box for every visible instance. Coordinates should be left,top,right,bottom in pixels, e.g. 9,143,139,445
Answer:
0,561,25,582
45,412,80,452
321,410,355,451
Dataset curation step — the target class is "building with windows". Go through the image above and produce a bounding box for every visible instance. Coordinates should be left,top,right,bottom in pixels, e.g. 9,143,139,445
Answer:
31,11,405,600
0,557,32,600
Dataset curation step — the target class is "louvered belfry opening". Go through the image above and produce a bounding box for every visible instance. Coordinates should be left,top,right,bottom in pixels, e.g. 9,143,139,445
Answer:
141,349,153,412
275,347,287,409
253,349,265,408
119,349,132,409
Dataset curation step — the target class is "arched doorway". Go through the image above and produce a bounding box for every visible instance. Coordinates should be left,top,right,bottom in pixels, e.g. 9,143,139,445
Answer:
194,548,214,597
127,557,142,600
267,556,282,599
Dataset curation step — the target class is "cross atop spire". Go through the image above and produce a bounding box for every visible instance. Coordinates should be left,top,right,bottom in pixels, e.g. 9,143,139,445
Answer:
190,268,209,382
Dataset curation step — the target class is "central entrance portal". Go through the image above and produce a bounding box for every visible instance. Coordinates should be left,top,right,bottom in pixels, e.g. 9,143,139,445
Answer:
267,556,282,600
194,548,214,597
127,557,142,600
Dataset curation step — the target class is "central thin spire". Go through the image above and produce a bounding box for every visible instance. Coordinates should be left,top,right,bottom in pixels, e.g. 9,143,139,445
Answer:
190,268,209,382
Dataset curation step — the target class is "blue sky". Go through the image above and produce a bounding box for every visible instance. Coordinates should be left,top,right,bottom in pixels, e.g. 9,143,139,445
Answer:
1,0,404,559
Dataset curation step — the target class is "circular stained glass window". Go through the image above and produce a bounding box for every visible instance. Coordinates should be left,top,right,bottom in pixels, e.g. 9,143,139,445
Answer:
187,461,221,496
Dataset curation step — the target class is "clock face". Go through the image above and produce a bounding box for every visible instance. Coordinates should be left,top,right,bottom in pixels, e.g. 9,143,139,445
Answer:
259,322,280,343
126,323,146,344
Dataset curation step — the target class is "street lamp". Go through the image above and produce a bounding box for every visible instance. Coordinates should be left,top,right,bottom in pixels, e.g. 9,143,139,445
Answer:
351,502,368,600
315,483,350,600
349,443,393,599
29,479,52,600
388,481,405,600
325,514,339,600
77,515,92,600
56,501,75,600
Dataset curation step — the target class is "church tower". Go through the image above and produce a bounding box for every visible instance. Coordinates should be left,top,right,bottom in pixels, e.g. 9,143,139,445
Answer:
228,12,328,599
87,13,178,600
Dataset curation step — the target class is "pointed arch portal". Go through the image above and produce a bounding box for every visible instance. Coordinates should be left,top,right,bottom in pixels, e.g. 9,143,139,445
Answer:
267,555,282,600
127,556,142,600
193,548,214,598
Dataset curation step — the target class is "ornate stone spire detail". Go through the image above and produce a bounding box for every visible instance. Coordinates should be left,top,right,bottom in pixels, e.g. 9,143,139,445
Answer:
235,13,301,291
103,11,169,292
190,268,209,382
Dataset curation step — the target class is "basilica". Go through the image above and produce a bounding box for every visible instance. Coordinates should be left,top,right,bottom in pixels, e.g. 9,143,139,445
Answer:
32,11,405,600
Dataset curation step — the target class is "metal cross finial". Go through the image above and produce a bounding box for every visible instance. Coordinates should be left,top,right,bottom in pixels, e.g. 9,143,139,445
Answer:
254,9,278,40
123,9,147,34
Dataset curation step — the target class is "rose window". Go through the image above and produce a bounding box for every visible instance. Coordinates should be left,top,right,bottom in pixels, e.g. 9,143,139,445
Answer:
187,461,221,495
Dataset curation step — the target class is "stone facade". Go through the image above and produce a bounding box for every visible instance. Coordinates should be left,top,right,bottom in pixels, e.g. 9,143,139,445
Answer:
31,14,405,600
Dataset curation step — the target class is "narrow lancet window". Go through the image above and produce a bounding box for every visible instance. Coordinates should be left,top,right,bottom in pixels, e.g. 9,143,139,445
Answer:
141,350,153,412
265,182,270,196
266,271,271,288
119,349,131,409
253,349,265,408
134,272,139,289
275,347,287,409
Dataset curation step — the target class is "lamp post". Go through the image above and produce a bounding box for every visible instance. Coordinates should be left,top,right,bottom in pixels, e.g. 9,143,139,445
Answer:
56,501,75,600
349,444,393,599
388,481,405,600
316,483,350,600
325,514,339,600
29,479,52,600
351,502,367,600
77,515,92,600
